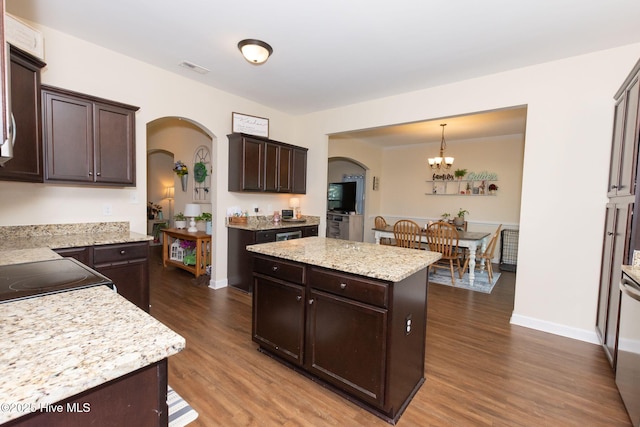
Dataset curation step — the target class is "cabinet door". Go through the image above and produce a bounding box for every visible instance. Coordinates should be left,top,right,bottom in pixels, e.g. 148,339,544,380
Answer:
292,148,307,194
253,275,305,365
608,74,640,197
302,225,318,237
277,145,292,192
306,288,387,408
0,5,8,154
241,137,264,191
94,259,149,312
598,202,633,367
43,89,94,182
0,47,45,182
94,102,135,185
264,141,279,191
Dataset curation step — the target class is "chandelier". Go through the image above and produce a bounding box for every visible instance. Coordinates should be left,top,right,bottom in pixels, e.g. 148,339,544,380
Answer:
428,124,454,170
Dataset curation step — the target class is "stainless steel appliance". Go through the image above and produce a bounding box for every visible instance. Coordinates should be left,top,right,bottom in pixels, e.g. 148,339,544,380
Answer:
0,258,114,303
616,274,640,426
275,230,302,241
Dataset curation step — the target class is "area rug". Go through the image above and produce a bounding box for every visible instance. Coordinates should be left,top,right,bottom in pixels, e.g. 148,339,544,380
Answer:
168,386,199,427
428,268,501,294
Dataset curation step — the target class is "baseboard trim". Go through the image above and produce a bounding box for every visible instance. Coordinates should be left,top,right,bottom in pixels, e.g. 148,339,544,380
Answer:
209,278,228,290
510,313,600,345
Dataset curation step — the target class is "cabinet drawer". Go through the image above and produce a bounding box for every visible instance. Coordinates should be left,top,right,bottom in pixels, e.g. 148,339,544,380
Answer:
255,230,277,243
309,267,389,308
254,256,305,284
93,242,148,265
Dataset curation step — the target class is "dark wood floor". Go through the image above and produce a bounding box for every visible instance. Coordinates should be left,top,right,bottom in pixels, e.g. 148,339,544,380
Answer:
148,247,630,426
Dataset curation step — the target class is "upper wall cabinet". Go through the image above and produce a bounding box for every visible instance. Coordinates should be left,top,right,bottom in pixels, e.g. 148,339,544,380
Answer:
228,133,307,194
41,85,139,186
0,46,46,182
607,61,640,198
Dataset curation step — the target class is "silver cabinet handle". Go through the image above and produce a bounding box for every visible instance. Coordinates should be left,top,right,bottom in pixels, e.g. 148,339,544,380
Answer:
340,283,347,289
9,113,15,147
308,299,314,305
272,265,279,271
120,250,126,255
296,295,302,302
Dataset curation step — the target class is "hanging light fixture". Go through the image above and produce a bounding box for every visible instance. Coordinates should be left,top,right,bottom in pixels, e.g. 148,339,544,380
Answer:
238,39,273,65
428,124,454,170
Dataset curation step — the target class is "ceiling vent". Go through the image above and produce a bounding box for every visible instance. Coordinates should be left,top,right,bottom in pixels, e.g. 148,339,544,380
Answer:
178,61,210,75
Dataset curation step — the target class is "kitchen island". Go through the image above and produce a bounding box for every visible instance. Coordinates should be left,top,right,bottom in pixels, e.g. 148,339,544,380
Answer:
0,286,185,426
247,237,440,424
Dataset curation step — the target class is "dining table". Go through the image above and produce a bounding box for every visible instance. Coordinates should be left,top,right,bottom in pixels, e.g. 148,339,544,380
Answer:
373,225,491,286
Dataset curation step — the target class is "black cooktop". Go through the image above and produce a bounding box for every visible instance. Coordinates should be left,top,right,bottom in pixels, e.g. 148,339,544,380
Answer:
0,258,113,303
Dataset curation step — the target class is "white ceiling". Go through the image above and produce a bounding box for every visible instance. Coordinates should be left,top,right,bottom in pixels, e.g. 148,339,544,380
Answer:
7,0,640,117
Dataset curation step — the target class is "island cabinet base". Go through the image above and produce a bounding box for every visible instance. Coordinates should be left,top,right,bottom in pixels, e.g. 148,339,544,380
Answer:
5,359,168,427
252,254,428,424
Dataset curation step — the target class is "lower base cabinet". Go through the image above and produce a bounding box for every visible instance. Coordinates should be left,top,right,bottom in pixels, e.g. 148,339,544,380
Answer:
55,241,150,312
252,254,427,423
5,360,167,427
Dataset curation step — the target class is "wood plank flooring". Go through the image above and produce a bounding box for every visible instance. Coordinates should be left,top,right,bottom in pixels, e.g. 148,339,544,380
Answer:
148,248,630,426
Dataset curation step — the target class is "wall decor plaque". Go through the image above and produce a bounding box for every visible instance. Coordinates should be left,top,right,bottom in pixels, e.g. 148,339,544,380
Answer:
232,112,269,138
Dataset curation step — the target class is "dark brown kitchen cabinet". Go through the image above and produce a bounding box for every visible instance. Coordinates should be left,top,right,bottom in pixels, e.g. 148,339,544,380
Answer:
228,132,307,193
264,141,292,192
54,241,150,312
598,57,640,371
252,255,427,424
227,225,318,293
0,46,46,182
41,85,138,186
607,63,640,198
596,202,633,367
0,2,8,159
253,257,306,366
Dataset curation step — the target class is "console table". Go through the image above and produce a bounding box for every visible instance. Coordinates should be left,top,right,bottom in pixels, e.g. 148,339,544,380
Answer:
162,228,211,277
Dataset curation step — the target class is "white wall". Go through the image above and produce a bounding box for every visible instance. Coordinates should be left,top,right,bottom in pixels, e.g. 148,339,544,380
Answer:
296,43,640,343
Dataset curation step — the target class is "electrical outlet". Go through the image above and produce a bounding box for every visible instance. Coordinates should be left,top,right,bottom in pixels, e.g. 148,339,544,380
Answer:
103,204,113,216
130,192,139,204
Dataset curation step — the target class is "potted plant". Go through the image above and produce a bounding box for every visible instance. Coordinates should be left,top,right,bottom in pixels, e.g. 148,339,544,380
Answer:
440,212,451,222
197,212,213,235
454,208,469,226
488,183,499,195
174,212,187,229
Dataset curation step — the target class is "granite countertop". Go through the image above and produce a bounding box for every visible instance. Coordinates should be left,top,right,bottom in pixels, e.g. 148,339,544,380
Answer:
247,236,441,282
227,215,320,231
0,222,153,265
622,265,640,285
0,286,185,424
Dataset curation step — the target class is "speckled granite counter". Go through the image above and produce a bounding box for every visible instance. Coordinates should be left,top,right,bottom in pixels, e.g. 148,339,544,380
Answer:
247,236,441,282
0,222,152,266
0,286,185,424
226,215,320,231
623,265,640,284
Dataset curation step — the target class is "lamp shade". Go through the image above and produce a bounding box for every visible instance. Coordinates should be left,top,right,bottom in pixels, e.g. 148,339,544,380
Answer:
184,203,201,218
289,198,300,208
164,186,175,200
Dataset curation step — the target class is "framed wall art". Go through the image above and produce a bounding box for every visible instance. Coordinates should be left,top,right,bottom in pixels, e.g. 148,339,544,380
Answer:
232,112,269,138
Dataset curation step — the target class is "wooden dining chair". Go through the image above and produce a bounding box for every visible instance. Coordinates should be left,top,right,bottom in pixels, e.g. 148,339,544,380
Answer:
462,224,502,283
375,216,392,245
393,219,423,249
426,221,463,285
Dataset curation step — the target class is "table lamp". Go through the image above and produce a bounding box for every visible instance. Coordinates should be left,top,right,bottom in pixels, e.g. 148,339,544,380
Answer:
184,203,201,232
164,186,175,220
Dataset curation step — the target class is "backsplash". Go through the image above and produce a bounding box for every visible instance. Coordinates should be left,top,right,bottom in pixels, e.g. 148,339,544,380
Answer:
0,222,129,239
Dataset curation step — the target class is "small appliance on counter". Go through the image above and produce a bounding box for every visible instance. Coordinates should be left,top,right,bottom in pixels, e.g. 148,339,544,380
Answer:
281,209,305,223
0,258,115,303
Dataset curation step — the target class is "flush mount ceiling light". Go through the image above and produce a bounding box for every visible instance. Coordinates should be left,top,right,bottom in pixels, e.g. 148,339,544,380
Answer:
238,39,273,65
428,124,454,170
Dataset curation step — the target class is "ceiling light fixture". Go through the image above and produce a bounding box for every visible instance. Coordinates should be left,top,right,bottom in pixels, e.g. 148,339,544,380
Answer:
428,124,454,170
238,39,273,65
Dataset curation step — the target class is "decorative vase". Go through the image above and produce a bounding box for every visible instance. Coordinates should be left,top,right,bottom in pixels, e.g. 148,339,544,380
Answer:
175,220,187,229
206,221,212,235
180,174,188,192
